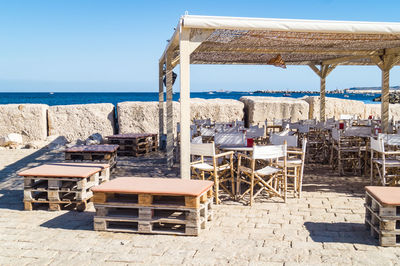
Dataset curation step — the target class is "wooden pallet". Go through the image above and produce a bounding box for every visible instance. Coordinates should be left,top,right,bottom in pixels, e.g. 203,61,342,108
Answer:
365,187,400,246
65,145,118,169
24,199,88,212
19,163,108,212
93,198,213,236
93,188,213,209
106,134,158,157
92,177,214,236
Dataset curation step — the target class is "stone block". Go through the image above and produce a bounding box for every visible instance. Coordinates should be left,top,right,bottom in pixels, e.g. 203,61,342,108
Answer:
240,96,309,125
303,96,365,120
48,103,115,142
0,104,48,141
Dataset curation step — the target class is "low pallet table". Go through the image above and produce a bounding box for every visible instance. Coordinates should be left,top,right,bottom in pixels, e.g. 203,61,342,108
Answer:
92,177,214,236
19,162,110,211
365,186,400,246
65,144,119,169
106,133,158,156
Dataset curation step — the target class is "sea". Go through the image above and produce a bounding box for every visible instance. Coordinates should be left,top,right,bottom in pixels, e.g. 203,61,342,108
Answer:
0,91,379,106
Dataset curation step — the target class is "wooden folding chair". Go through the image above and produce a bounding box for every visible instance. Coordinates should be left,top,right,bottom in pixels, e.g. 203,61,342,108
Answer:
272,136,307,198
190,142,234,204
370,136,400,186
237,143,287,205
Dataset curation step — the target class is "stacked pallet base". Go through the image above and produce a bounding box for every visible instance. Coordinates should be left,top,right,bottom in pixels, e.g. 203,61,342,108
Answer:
93,178,214,236
107,134,158,157
65,145,119,169
20,164,110,212
365,186,400,247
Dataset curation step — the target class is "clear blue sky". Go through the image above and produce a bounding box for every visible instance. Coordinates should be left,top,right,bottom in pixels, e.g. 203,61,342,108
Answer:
0,0,399,92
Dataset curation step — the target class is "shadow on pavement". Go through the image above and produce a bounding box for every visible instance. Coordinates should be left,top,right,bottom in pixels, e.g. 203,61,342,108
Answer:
40,210,95,230
304,221,377,246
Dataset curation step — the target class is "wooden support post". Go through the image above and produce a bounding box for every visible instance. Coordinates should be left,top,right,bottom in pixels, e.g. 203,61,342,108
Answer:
320,75,326,122
166,52,174,167
308,64,336,122
179,28,191,179
372,53,400,133
158,60,164,148
381,69,390,133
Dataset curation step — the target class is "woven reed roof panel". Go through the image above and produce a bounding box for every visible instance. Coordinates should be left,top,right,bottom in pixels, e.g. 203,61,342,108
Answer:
190,29,400,65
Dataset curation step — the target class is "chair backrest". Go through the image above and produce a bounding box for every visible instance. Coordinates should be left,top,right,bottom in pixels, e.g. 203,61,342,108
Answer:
253,144,287,160
331,128,340,141
214,133,246,146
379,133,400,146
344,126,371,137
275,129,290,136
340,114,355,120
370,136,384,152
246,126,265,138
200,127,215,137
270,134,298,147
191,136,203,144
223,126,240,134
190,142,215,157
194,118,211,126
297,124,310,133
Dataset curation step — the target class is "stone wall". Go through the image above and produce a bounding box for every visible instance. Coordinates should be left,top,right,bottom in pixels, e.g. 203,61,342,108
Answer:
48,103,115,142
0,104,48,141
117,101,180,134
303,96,365,119
190,98,244,122
240,96,309,125
118,99,244,134
364,103,400,121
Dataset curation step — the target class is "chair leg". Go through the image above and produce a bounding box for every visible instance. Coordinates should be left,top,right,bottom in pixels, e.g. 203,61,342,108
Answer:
214,171,220,204
250,173,254,206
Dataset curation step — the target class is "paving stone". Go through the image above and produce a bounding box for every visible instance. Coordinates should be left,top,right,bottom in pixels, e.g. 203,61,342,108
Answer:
1,150,400,265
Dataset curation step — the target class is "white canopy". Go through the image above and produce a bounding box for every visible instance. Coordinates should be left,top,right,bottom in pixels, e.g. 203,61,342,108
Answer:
159,15,400,179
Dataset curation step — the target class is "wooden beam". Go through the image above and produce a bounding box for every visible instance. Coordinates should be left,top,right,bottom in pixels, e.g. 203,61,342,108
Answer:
381,69,390,133
165,51,174,167
325,64,337,77
158,60,165,146
179,27,191,179
308,64,321,77
370,56,384,70
322,55,367,66
309,64,336,122
159,22,181,63
196,47,384,56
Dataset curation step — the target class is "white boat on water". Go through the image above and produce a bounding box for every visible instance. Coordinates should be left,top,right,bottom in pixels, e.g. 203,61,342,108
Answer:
344,95,349,98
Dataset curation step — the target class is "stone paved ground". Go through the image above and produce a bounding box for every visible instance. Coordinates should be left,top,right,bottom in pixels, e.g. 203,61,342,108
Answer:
0,149,400,265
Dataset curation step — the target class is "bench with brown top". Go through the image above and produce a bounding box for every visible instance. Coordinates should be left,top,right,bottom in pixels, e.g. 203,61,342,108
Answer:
65,144,119,168
106,134,158,156
19,162,110,211
365,186,400,246
92,177,213,236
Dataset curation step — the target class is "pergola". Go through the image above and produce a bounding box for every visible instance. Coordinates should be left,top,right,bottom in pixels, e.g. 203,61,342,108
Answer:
159,15,400,179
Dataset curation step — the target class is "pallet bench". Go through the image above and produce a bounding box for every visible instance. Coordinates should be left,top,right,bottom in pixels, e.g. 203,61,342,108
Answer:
106,134,158,156
19,163,110,211
92,177,213,236
365,186,400,247
65,144,119,169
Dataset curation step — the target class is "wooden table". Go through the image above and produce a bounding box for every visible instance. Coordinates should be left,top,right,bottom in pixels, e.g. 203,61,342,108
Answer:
92,177,214,236
19,162,110,211
106,133,158,156
65,144,119,168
